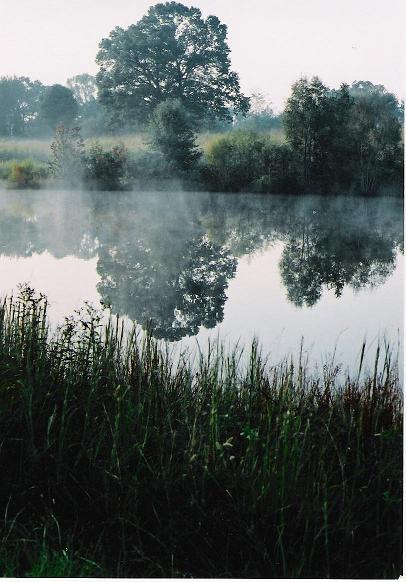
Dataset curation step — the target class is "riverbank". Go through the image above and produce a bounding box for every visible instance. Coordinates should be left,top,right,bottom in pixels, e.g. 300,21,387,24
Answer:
0,127,402,196
0,288,402,577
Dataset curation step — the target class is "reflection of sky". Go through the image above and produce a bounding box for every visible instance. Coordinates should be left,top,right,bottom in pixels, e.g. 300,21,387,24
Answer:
0,241,402,377
183,243,403,377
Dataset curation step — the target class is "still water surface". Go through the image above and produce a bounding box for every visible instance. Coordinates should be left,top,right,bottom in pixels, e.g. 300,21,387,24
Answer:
0,190,403,374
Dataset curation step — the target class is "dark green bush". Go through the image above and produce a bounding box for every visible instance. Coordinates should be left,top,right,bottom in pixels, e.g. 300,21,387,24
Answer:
84,142,130,190
203,131,267,191
252,143,302,193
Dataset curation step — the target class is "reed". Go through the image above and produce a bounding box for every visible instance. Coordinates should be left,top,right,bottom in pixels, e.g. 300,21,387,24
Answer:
0,286,402,577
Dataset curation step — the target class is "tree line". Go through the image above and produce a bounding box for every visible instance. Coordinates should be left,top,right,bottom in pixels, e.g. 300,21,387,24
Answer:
0,1,403,195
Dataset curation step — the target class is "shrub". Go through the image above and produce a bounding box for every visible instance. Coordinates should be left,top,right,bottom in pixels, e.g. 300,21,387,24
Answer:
49,125,85,187
8,159,48,189
0,160,14,180
203,131,267,191
84,142,130,190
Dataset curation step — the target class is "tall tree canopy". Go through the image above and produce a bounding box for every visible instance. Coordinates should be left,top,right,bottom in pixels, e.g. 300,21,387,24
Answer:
96,2,249,126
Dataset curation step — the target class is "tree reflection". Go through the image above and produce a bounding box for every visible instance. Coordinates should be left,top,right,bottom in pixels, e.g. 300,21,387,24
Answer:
97,233,236,341
279,206,399,307
0,191,402,337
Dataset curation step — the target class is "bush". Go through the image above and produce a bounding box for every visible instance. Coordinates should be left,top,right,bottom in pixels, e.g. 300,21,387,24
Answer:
49,125,85,187
201,132,302,193
84,142,130,190
0,160,14,180
8,159,48,189
203,131,267,191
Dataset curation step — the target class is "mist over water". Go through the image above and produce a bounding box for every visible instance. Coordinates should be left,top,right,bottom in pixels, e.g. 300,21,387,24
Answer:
0,189,403,375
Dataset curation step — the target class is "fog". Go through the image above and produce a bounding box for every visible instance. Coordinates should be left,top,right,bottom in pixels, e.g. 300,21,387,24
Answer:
0,189,402,375
1,0,404,110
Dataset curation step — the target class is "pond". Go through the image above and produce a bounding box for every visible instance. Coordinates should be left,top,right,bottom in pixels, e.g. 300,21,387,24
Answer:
0,190,403,375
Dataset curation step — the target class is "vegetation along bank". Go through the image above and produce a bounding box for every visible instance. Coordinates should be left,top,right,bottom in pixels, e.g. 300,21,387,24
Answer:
0,287,402,577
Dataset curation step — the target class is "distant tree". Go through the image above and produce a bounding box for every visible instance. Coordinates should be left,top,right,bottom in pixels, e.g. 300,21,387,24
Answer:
234,90,275,131
67,74,105,135
67,74,98,104
40,84,78,130
96,2,249,127
148,99,201,173
0,76,44,136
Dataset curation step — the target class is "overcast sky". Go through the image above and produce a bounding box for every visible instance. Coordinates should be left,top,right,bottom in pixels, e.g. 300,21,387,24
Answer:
1,0,404,110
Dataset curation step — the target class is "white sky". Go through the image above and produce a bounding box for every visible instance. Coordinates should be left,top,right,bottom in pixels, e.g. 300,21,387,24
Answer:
1,0,405,111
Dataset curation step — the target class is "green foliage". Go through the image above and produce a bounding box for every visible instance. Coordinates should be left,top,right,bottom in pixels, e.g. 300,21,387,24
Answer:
234,91,280,132
204,131,267,191
283,76,333,185
149,99,201,173
8,159,48,189
347,81,403,194
0,76,44,137
0,288,402,577
66,74,107,137
40,84,78,130
253,142,301,193
284,77,403,194
49,125,85,186
96,2,249,126
84,142,130,190
202,132,299,193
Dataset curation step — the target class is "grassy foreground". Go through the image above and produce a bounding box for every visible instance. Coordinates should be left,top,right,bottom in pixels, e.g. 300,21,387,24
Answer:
0,287,402,577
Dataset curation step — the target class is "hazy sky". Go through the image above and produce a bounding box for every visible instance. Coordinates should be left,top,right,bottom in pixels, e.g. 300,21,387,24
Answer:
1,0,404,110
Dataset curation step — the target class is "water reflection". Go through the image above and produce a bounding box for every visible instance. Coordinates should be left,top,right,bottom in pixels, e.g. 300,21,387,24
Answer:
0,191,402,340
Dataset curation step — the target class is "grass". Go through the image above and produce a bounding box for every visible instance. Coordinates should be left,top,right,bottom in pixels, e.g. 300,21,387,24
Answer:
0,159,49,188
0,285,402,577
0,128,286,165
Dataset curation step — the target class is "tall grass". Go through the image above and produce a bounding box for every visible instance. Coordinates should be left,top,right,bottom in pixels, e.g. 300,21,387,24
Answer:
0,286,402,577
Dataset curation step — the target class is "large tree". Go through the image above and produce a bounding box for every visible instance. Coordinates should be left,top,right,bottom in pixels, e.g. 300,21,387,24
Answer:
96,2,249,126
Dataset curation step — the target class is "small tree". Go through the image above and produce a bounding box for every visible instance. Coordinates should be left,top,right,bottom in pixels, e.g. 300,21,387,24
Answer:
49,125,85,186
149,99,201,173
